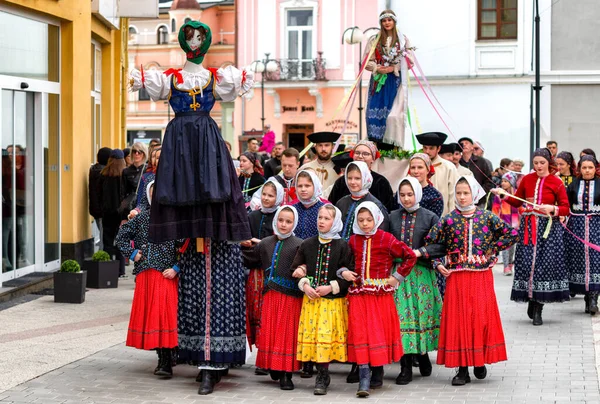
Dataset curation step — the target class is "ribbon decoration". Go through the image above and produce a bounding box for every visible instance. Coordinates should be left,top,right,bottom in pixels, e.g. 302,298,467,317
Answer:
560,219,600,253
491,190,553,239
372,72,387,93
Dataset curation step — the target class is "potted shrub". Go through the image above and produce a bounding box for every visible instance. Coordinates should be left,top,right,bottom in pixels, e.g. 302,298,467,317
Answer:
83,250,120,289
54,260,87,304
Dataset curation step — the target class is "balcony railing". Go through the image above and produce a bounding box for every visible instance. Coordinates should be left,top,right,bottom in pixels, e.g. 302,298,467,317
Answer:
265,52,327,81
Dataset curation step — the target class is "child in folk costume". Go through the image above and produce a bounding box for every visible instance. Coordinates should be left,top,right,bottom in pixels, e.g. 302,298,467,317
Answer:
116,182,180,377
427,176,519,386
336,161,390,240
242,179,284,364
242,206,303,391
491,172,520,276
342,201,417,397
292,204,354,396
293,169,326,240
391,177,445,385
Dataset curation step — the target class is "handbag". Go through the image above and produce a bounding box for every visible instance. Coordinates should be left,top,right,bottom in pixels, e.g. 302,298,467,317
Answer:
118,164,146,216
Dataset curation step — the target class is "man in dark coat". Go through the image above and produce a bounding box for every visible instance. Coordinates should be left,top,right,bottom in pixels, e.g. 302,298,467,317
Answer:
89,147,112,249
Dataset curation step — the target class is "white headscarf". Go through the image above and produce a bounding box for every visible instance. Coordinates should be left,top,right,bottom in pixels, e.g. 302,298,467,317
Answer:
318,204,343,240
256,179,284,214
146,180,154,206
345,161,373,198
454,175,486,212
352,201,385,236
295,169,323,206
397,177,422,213
272,205,299,239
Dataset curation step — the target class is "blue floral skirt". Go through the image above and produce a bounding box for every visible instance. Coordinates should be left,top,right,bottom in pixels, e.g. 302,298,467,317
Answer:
366,73,401,143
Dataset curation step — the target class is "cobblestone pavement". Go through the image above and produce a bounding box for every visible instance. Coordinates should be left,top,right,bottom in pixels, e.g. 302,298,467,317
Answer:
1,266,599,404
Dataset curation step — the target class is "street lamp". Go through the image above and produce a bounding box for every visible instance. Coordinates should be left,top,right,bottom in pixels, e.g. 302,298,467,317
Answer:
342,26,379,140
251,53,278,134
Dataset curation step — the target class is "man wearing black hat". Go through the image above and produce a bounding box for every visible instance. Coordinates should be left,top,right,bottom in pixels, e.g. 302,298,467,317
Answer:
300,132,341,198
441,143,473,178
415,132,457,215
458,137,494,199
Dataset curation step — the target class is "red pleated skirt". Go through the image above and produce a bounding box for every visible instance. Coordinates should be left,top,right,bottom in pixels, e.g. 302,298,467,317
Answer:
437,270,507,368
245,268,265,348
126,269,179,350
347,293,403,367
256,290,303,372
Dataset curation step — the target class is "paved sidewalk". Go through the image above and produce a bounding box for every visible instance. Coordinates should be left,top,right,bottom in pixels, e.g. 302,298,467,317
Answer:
0,266,599,403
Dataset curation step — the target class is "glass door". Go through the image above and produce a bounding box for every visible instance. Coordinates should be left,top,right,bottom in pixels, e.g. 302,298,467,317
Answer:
2,89,36,278
286,9,314,79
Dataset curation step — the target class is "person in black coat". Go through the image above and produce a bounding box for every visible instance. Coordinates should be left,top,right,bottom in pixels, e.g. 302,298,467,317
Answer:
89,147,112,249
263,142,285,180
122,142,148,198
238,151,265,208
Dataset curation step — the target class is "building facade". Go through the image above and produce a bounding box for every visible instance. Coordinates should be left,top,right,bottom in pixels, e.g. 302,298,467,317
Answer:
0,0,129,286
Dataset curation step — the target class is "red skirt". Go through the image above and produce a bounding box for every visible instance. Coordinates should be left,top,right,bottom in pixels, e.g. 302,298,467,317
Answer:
126,269,178,350
245,268,265,348
437,270,507,368
347,293,403,367
256,290,302,372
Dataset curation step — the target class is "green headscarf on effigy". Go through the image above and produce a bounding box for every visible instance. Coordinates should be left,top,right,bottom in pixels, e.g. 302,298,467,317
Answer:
178,20,212,64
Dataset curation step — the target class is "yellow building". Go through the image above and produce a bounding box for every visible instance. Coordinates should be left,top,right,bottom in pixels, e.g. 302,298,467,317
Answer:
0,0,130,286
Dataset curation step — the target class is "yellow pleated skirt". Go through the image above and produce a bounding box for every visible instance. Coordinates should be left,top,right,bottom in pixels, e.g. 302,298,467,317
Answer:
296,295,348,363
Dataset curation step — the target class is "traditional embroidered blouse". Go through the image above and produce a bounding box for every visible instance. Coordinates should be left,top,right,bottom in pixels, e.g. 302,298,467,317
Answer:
347,229,416,295
389,207,445,266
248,210,276,239
336,193,389,240
292,200,325,239
503,172,570,216
567,178,600,215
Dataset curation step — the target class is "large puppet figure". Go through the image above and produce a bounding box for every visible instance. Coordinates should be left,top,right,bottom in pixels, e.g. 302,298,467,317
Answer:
365,9,414,149
129,21,253,396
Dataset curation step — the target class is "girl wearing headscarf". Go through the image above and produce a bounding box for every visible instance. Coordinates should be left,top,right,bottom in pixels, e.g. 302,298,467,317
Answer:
556,151,577,188
292,169,326,240
342,201,416,397
292,204,354,396
239,151,266,209
336,161,390,240
390,177,445,385
491,172,520,276
427,176,518,386
242,206,303,391
116,181,181,377
492,148,570,326
242,179,284,357
408,153,444,217
565,155,600,314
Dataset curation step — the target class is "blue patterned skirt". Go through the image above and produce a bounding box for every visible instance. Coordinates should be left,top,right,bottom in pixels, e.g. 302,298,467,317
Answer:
177,239,247,367
511,216,570,303
566,215,600,294
366,73,401,143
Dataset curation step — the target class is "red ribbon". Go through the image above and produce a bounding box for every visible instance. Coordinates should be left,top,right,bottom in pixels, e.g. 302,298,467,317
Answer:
140,64,145,86
241,70,247,87
523,215,538,246
207,67,220,83
179,238,191,254
164,68,184,84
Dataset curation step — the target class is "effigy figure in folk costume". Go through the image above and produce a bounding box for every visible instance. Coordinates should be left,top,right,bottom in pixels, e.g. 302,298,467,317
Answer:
129,20,253,395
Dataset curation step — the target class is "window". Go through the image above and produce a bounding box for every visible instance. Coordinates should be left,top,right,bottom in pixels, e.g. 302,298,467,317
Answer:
478,0,517,40
128,26,137,35
139,88,151,101
184,17,191,24
286,9,314,79
171,18,176,33
157,25,168,44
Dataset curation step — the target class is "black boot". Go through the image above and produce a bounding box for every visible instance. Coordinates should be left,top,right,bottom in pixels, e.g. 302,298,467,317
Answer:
370,366,383,389
356,366,371,397
155,348,173,377
154,349,162,375
411,355,420,367
473,365,487,380
171,347,179,367
585,293,591,314
254,367,268,375
527,300,534,319
590,292,599,315
300,362,314,378
269,370,282,381
346,363,359,383
395,355,413,385
198,370,216,395
451,367,471,386
314,365,330,395
532,301,543,326
418,353,432,377
279,372,294,390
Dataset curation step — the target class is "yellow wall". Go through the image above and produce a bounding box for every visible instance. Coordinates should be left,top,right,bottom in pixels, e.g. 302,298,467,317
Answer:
2,0,127,246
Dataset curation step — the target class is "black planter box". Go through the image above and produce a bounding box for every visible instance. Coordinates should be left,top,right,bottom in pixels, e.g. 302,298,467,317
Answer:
83,260,119,288
54,271,87,304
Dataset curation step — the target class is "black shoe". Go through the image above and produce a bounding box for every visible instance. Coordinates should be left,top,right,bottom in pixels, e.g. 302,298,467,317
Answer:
220,368,229,377
527,301,534,319
418,353,432,377
153,349,162,375
255,367,269,376
411,355,420,367
171,347,179,367
196,370,203,382
370,366,383,389
300,362,314,378
589,292,598,315
532,302,544,326
570,292,577,298
314,366,330,395
474,366,487,380
269,370,282,381
585,293,591,314
451,367,471,386
279,372,294,390
198,370,215,395
346,363,359,383
395,355,413,385
356,367,371,397
155,348,173,377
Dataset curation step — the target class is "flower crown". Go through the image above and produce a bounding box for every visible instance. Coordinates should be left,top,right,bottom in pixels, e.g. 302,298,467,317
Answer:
379,12,397,22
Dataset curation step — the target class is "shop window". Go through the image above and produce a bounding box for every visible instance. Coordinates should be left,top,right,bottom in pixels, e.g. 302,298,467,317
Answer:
478,0,518,40
157,25,169,45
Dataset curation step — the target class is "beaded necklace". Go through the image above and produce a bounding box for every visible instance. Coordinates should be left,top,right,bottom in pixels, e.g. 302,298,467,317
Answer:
257,214,266,237
313,242,332,288
400,211,416,247
342,201,358,240
266,240,283,283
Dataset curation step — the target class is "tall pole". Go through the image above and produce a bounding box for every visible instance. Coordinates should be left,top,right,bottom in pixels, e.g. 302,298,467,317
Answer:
358,42,363,140
261,53,269,134
534,0,541,150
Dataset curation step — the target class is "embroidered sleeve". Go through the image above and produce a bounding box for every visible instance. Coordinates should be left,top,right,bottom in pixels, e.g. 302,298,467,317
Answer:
215,65,254,102
390,237,417,278
555,181,571,216
422,213,447,259
488,212,519,255
115,216,137,259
